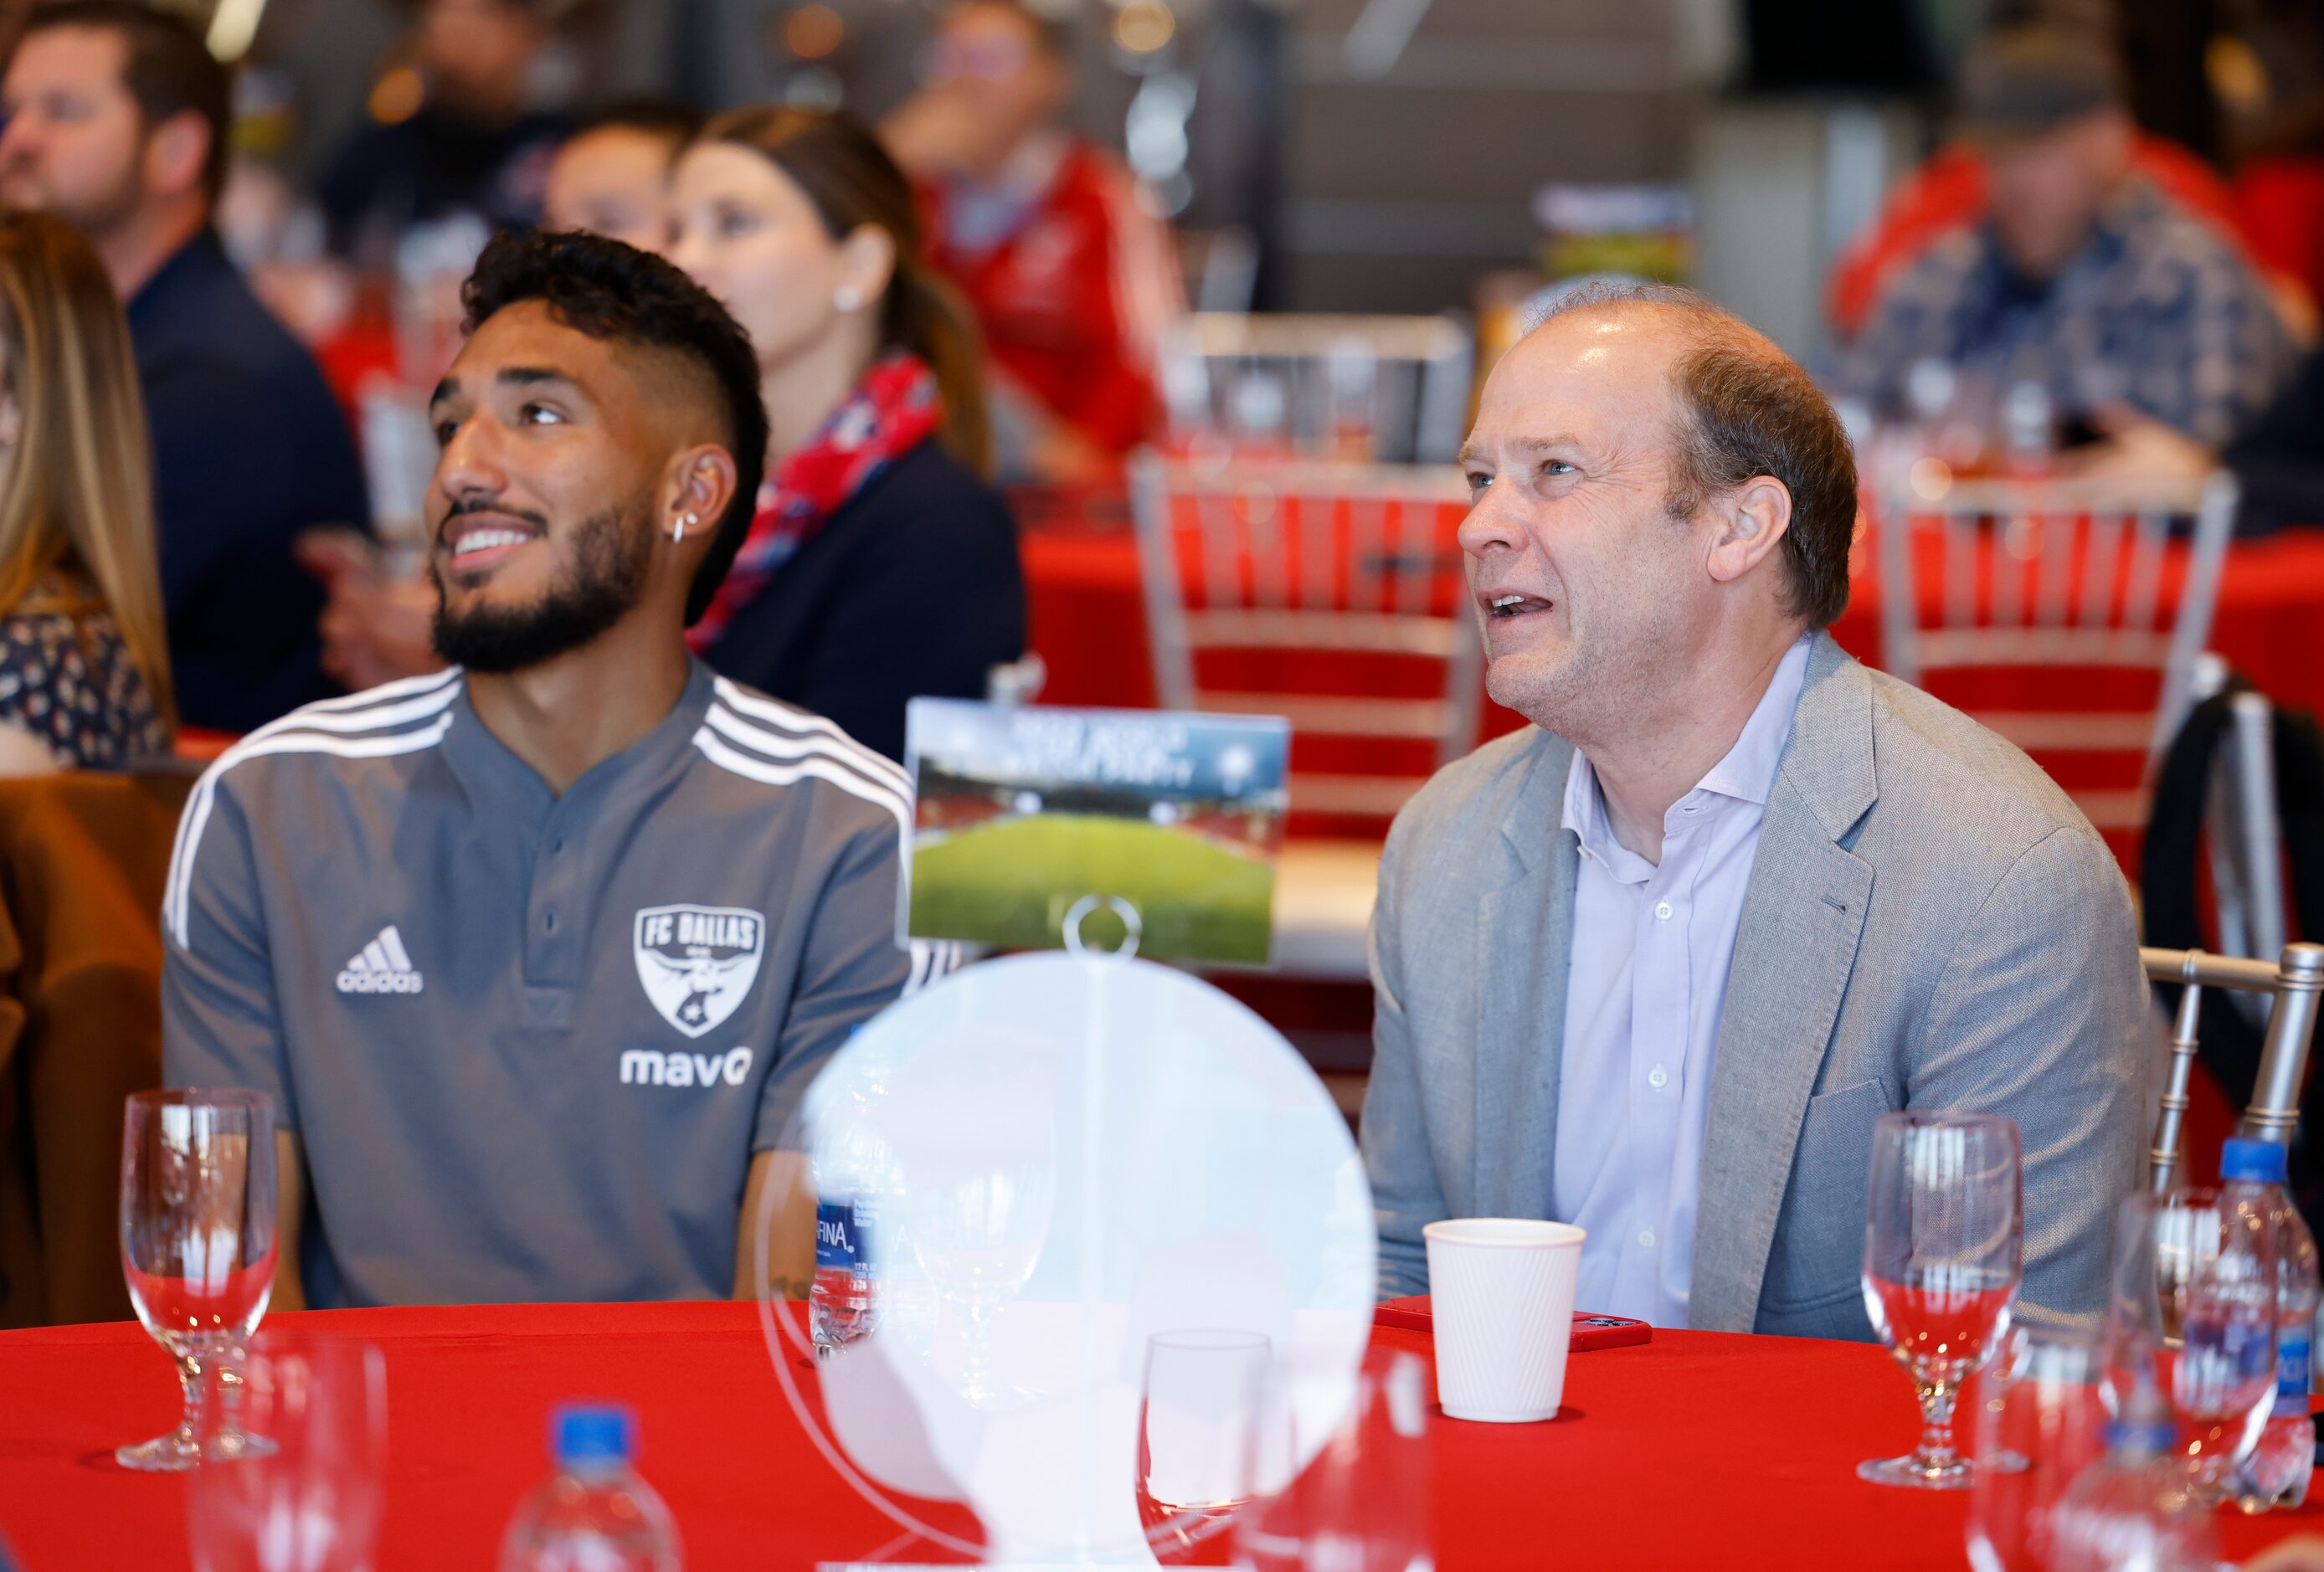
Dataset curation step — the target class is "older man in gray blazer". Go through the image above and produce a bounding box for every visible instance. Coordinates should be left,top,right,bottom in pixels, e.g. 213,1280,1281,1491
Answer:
1362,282,2152,1339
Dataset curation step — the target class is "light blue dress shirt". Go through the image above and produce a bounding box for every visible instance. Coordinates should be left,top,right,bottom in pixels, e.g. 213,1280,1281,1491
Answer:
1552,634,1812,1326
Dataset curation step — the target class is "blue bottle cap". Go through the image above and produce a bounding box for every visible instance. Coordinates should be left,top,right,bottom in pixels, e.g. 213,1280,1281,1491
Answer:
2222,1138,2289,1184
551,1403,635,1468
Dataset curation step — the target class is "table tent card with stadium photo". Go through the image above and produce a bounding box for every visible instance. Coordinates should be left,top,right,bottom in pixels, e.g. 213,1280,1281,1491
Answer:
897,699,1291,966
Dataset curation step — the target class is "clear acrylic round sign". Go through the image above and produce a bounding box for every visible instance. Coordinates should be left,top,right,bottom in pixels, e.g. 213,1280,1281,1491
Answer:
755,948,1377,1564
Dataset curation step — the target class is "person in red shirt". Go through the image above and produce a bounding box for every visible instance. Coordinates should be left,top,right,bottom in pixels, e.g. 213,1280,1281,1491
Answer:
2234,114,2324,343
884,0,1182,481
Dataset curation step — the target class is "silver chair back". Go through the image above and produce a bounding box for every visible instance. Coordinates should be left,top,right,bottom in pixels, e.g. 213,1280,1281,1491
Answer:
2141,941,2324,1193
1876,471,2239,836
2208,691,2289,982
2173,655,2289,1028
1156,313,1474,465
1129,451,1481,824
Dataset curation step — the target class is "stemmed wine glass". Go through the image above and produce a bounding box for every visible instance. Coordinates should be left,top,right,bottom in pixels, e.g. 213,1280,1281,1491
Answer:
186,1333,388,1572
1135,1330,1275,1567
906,1156,1055,1409
1860,1111,2023,1489
2105,1188,2277,1504
892,1052,1058,1410
118,1089,279,1471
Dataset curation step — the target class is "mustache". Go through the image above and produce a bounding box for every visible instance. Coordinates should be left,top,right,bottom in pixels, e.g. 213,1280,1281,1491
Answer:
438,496,552,534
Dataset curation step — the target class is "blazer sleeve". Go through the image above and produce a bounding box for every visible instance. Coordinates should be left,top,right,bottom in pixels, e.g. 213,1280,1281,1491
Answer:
1910,824,2152,1331
1359,809,1449,1300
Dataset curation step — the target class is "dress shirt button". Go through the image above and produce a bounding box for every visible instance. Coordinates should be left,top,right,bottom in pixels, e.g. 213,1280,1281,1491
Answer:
1654,901,1674,921
1682,803,1700,814
1648,1065,1669,1090
1638,1230,1657,1250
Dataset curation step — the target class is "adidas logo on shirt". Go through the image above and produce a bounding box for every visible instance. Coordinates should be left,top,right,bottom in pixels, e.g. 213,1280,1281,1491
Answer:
337,926,424,994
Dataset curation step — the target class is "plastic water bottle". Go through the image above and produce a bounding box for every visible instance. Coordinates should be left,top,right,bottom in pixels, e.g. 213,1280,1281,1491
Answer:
500,1404,681,1572
810,1185,879,1355
809,1035,899,1356
2226,1137,2321,1511
2050,1380,2214,1572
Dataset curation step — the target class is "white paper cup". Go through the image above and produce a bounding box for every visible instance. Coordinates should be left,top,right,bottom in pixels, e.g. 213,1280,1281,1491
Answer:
1422,1218,1586,1423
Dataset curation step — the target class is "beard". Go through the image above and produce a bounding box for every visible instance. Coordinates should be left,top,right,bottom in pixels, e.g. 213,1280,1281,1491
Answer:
0,157,144,244
430,498,653,674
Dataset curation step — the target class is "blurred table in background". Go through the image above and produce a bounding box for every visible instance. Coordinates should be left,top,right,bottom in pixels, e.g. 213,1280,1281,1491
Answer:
1022,506,2324,793
3,1302,2316,1569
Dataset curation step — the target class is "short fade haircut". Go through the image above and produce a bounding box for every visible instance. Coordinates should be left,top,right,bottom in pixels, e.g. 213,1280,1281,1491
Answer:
1524,280,1856,629
460,229,770,628
21,1,233,208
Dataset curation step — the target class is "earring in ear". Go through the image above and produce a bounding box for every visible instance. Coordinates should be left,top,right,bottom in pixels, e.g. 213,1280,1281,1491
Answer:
671,511,699,542
834,284,863,312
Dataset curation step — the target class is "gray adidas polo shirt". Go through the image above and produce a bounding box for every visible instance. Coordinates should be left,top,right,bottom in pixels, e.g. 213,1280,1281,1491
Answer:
162,660,949,1307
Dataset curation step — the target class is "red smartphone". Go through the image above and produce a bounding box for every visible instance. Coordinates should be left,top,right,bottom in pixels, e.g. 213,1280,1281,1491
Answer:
1372,1296,1653,1350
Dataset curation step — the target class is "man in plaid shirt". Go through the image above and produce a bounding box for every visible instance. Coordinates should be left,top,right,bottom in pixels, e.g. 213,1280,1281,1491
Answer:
1838,21,2298,450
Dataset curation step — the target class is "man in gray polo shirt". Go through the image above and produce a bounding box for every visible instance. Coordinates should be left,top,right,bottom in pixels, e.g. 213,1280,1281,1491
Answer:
163,230,947,1307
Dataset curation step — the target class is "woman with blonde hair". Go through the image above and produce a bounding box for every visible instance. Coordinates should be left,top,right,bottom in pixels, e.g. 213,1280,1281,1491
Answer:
0,209,173,770
668,106,1025,763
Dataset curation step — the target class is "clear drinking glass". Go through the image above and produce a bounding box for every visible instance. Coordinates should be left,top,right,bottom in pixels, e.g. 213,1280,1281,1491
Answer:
118,1088,279,1471
907,1158,1055,1408
186,1333,388,1572
1137,1330,1274,1567
1233,1350,1432,1572
1967,1329,2110,1571
2105,1188,2277,1504
1861,1110,2024,1488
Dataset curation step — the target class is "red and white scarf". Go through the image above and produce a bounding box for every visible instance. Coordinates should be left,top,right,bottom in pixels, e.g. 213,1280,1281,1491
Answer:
687,352,942,653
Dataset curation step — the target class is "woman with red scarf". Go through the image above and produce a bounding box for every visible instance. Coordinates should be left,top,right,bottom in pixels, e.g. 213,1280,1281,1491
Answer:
668,107,1025,762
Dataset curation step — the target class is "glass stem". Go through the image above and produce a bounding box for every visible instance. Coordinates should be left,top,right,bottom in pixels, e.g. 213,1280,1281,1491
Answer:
961,1293,997,1394
1914,1378,1960,1469
172,1345,210,1446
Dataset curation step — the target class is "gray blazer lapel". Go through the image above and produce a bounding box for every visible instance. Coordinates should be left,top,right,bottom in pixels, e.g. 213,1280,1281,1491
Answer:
1473,736,1578,1219
1690,635,1878,1331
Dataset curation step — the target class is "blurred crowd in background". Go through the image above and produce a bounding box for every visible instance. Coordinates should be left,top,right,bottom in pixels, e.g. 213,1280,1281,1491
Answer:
0,0,2322,761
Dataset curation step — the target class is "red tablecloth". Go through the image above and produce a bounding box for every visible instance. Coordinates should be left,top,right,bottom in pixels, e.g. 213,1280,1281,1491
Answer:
3,1301,2316,1570
1024,525,2324,728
